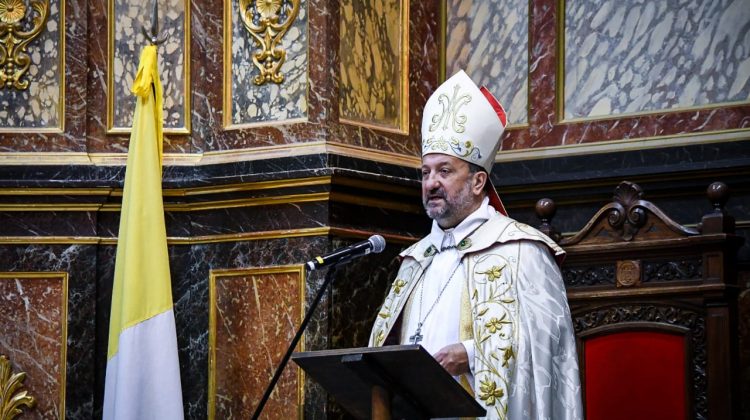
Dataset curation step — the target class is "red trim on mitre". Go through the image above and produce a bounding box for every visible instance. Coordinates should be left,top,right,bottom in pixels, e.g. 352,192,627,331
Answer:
480,86,507,127
487,183,508,216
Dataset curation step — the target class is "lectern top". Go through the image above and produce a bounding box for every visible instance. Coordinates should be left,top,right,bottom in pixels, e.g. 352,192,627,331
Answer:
292,345,486,419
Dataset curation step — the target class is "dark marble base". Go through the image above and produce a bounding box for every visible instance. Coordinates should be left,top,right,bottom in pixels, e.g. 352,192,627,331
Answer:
0,145,748,419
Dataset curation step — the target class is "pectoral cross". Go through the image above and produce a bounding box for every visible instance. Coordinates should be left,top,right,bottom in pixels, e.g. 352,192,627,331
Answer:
409,323,423,344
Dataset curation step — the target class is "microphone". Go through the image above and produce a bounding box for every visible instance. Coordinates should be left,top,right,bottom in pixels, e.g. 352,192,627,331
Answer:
306,235,386,271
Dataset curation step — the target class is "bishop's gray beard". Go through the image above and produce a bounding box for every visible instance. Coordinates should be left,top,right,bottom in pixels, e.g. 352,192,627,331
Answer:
423,177,475,225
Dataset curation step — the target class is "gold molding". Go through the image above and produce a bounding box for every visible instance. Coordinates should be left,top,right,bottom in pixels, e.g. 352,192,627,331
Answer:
0,236,101,244
0,140,422,167
556,0,750,124
495,127,750,163
330,191,422,214
223,0,310,130
177,226,330,244
238,0,300,85
0,355,35,419
106,0,191,135
208,264,306,420
163,176,332,196
0,152,92,165
332,176,417,196
220,117,308,131
338,0,410,135
0,182,420,213
163,192,329,212
0,0,49,90
0,0,64,133
324,142,420,168
438,0,446,83
0,225,423,245
555,0,565,124
0,272,68,420
0,203,102,211
0,189,416,214
0,187,113,196
0,176,331,198
93,191,330,212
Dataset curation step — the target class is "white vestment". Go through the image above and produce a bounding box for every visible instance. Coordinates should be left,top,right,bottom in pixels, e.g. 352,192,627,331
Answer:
369,202,583,419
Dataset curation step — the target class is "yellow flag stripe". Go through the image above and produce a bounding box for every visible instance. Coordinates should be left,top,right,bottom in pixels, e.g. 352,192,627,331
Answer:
107,45,173,360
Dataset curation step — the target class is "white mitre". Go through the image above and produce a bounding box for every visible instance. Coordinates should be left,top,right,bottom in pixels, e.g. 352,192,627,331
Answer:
421,70,509,214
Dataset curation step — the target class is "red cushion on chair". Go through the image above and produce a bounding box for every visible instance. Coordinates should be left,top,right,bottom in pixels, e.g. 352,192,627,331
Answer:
584,331,687,420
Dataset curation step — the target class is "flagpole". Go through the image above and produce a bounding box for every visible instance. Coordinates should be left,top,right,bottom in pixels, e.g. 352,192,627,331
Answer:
142,0,168,46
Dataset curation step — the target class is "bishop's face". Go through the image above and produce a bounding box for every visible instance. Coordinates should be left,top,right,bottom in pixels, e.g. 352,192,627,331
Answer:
421,154,484,228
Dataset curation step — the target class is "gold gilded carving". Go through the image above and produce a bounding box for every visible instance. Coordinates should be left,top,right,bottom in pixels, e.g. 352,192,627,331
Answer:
616,260,641,288
0,355,36,419
0,0,49,90
238,0,300,85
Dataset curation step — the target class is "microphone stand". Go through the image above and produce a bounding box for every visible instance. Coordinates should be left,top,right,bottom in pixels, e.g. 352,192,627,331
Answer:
251,260,347,420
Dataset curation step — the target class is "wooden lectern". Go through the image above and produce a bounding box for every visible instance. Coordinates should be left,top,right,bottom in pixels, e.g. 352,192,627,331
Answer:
292,345,486,420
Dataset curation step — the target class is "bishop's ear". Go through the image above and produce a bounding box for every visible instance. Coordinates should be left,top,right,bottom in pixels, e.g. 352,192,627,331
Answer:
472,170,488,195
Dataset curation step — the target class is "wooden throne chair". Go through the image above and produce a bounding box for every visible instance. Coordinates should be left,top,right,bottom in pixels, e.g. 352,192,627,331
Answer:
536,181,742,420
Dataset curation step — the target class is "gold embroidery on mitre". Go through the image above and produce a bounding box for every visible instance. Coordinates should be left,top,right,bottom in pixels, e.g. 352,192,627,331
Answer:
423,136,482,162
428,84,472,133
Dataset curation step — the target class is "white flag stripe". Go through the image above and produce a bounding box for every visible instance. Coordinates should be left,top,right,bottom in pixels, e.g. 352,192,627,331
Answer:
103,309,184,420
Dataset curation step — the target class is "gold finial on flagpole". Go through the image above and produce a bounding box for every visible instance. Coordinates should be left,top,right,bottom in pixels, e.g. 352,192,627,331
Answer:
141,0,168,45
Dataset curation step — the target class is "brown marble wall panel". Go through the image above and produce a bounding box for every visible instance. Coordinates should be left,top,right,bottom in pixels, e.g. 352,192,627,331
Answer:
0,244,97,420
225,0,308,127
87,0,192,154
209,266,305,419
441,0,750,157
327,0,438,155
339,0,407,132
0,0,87,152
0,273,67,419
0,0,63,129
109,0,189,133
84,0,439,159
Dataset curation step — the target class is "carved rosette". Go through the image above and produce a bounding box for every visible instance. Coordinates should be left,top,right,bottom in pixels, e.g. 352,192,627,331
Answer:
238,0,300,85
574,304,707,419
0,355,35,419
0,0,50,90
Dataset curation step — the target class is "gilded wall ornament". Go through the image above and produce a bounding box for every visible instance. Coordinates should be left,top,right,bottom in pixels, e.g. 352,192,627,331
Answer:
0,0,49,90
238,0,300,85
0,355,35,419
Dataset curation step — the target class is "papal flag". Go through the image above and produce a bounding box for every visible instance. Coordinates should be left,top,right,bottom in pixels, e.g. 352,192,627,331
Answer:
103,45,184,420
